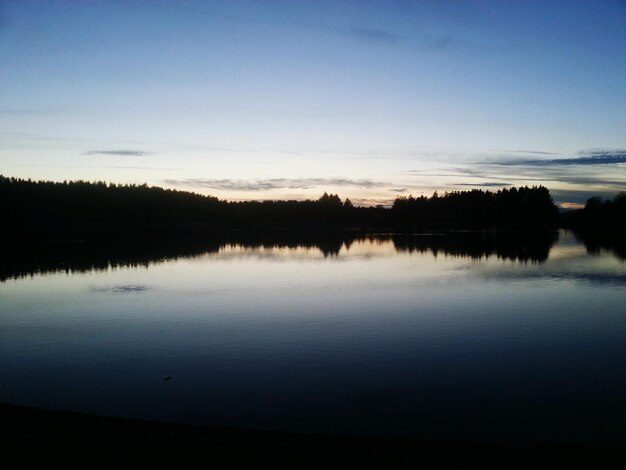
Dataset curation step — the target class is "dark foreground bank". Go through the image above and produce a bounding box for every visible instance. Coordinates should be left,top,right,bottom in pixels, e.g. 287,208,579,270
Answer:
2,403,623,467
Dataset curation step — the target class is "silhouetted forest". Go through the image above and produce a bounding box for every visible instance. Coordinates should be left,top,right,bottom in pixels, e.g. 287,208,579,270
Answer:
561,192,626,230
560,192,626,259
1,176,560,240
392,186,558,229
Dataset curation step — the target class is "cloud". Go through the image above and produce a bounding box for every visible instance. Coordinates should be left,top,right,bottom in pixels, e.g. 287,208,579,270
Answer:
108,166,179,171
492,149,626,166
348,27,403,44
560,202,585,210
0,108,58,115
423,34,456,50
428,165,625,188
417,33,505,54
454,182,512,187
84,150,152,157
404,166,490,177
389,188,408,193
343,27,498,54
507,173,626,187
164,178,391,192
493,149,558,155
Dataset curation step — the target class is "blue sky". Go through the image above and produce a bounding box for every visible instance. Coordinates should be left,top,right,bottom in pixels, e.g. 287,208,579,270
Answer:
1,0,624,206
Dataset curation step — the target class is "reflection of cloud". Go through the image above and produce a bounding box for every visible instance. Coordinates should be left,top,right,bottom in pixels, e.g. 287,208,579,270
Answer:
164,178,391,191
92,284,151,294
481,271,626,286
84,150,152,157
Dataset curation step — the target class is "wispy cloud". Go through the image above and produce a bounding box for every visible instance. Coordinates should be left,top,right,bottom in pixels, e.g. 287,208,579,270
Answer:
418,33,505,54
108,166,178,171
0,108,59,115
84,150,152,157
11,163,178,172
454,182,512,187
389,187,408,193
493,149,558,155
423,34,456,50
164,178,391,192
348,27,403,44
343,27,498,54
492,149,626,166
501,173,626,187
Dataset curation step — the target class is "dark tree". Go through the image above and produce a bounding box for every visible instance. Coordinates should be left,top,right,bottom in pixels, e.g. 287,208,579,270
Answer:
1,175,561,241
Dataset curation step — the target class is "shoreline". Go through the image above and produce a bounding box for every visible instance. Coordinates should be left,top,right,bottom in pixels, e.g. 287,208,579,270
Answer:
2,402,623,466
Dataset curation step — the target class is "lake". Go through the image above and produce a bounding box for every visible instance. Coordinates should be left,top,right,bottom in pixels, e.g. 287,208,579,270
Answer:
1,230,624,445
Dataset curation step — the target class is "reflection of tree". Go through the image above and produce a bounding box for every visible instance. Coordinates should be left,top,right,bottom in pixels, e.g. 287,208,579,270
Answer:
0,239,220,282
1,231,563,282
0,233,354,281
571,230,626,260
561,192,626,259
391,231,559,263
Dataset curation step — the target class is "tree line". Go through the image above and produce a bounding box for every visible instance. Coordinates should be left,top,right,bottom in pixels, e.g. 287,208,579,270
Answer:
562,192,626,230
392,186,558,229
1,175,563,240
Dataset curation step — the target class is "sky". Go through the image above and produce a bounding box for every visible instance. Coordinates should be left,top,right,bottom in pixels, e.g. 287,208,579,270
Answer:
1,0,625,207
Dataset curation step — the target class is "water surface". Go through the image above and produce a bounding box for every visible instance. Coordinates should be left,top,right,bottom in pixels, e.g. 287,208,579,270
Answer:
1,231,624,445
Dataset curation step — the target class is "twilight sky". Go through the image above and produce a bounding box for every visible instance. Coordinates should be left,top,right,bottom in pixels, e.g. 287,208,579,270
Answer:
1,0,625,207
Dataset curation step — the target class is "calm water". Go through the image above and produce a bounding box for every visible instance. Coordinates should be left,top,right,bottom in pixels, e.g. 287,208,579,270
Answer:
1,231,625,445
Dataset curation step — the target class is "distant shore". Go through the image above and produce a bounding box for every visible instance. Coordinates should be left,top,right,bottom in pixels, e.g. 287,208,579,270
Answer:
2,176,563,239
1,402,623,466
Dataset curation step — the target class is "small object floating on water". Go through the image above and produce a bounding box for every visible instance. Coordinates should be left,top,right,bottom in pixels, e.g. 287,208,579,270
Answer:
163,375,172,382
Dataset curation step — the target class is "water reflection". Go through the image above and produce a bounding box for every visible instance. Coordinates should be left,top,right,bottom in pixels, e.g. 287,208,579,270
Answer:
1,231,564,282
90,284,152,294
391,231,558,262
1,230,625,445
572,230,626,260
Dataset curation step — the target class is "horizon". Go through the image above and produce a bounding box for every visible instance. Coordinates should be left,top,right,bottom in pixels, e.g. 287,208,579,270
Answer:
2,173,580,210
1,1,625,208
